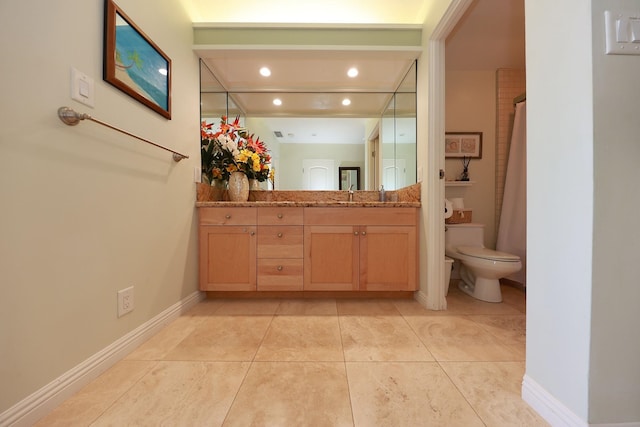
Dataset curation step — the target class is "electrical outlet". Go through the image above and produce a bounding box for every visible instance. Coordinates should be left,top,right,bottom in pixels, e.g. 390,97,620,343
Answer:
117,286,134,317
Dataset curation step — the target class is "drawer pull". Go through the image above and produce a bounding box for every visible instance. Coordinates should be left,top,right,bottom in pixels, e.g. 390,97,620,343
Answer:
361,231,367,236
277,232,283,238
277,213,283,219
277,265,283,271
225,214,231,219
354,231,359,236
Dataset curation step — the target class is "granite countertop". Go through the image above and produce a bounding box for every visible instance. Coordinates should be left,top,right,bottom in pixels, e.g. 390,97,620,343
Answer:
195,200,421,208
195,182,421,208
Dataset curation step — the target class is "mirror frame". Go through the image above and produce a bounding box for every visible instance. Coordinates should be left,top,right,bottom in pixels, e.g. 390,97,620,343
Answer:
338,166,361,190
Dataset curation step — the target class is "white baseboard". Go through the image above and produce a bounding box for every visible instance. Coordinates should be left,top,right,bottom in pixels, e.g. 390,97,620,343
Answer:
522,374,588,427
414,290,428,307
414,290,447,311
0,291,205,427
523,374,640,427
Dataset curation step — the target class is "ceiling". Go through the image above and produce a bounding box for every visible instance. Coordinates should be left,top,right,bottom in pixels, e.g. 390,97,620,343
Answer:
190,0,524,143
179,0,431,24
198,49,418,118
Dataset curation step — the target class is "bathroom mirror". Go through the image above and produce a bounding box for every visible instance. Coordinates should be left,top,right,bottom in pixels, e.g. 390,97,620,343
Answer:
338,167,361,190
200,60,417,190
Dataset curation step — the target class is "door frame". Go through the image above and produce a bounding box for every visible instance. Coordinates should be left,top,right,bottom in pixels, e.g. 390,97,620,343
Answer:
423,0,474,309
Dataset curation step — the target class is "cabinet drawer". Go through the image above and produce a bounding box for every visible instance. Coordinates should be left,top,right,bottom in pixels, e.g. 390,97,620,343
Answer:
199,207,256,225
304,207,417,226
257,259,303,291
257,207,304,225
257,226,303,258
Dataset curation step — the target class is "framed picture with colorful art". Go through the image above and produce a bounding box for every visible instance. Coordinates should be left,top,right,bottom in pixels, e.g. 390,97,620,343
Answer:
445,132,482,158
103,0,171,119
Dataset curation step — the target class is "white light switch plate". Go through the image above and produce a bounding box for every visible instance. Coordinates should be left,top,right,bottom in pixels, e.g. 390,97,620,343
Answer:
605,10,640,55
71,67,95,107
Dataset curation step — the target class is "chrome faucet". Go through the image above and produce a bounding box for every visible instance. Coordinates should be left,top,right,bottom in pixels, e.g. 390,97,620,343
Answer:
348,184,354,202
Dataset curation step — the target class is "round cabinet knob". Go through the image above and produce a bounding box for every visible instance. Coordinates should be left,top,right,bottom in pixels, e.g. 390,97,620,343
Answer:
225,214,231,219
277,232,283,238
250,231,255,236
277,265,283,271
277,213,283,219
361,231,367,236
354,231,359,236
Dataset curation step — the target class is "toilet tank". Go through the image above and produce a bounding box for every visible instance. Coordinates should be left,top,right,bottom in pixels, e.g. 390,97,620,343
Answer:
445,223,485,249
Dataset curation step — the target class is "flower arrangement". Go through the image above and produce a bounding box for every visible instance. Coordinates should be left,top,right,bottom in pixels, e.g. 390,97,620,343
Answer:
201,116,273,185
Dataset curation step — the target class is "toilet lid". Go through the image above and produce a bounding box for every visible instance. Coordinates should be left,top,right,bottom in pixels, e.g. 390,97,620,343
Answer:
457,246,520,261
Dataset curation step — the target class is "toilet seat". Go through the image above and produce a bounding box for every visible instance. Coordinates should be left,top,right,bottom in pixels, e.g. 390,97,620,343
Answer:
456,246,520,262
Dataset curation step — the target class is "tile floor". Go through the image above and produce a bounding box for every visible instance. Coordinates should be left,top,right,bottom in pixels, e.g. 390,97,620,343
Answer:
36,282,549,426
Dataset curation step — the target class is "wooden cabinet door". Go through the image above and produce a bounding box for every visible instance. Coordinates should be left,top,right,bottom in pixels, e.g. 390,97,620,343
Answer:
304,225,359,291
199,225,256,291
359,225,417,291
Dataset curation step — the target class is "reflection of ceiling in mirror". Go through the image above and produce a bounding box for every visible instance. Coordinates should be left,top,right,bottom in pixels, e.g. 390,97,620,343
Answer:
251,117,368,145
197,49,416,96
229,92,395,117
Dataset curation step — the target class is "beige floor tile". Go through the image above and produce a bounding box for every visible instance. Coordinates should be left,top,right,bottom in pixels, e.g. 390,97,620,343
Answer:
406,315,523,361
214,298,282,315
441,362,550,426
501,285,527,313
276,298,338,315
254,315,343,361
470,314,527,360
336,299,401,316
34,360,156,427
164,316,272,361
91,361,250,427
223,362,353,427
346,362,484,427
40,291,535,426
340,316,434,361
445,282,523,315
183,299,225,317
393,298,457,317
125,315,205,361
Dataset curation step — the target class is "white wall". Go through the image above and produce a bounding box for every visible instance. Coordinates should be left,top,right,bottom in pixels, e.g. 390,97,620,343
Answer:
589,0,640,423
277,143,365,190
525,0,594,420
0,0,200,413
444,70,497,248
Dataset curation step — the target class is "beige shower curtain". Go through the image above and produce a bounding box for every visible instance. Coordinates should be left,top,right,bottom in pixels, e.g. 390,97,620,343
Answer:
497,100,527,285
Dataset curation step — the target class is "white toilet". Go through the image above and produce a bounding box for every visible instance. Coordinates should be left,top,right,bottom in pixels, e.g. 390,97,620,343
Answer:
445,223,521,303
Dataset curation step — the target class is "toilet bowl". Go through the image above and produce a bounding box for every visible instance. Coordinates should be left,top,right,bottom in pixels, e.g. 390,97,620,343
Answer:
445,224,521,303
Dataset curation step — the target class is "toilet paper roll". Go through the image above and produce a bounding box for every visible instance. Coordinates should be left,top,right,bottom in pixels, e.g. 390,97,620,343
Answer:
451,198,465,210
444,199,453,219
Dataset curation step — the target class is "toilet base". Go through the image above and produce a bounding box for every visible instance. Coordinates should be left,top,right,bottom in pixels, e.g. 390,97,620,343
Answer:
458,267,502,303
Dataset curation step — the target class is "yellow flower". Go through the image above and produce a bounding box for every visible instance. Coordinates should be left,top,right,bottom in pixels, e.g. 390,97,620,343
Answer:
236,149,252,164
252,156,261,172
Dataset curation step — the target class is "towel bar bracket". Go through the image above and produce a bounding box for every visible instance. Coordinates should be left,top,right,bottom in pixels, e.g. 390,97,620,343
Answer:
57,106,189,162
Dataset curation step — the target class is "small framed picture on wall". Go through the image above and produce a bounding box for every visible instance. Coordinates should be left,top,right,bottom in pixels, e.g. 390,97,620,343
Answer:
445,132,482,158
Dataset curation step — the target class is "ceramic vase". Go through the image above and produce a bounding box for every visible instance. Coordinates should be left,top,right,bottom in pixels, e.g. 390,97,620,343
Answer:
228,171,249,201
249,179,261,191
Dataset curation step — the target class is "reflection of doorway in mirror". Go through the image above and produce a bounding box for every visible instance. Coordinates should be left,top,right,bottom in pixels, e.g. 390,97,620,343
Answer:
302,159,335,190
382,159,406,190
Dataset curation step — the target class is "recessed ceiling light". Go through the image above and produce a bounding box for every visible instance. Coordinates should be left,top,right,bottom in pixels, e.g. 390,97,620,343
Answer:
342,98,351,106
347,67,358,78
259,67,271,77
273,98,282,106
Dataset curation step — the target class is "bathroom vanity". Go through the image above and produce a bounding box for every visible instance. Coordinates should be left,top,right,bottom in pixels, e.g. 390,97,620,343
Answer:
196,185,421,295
